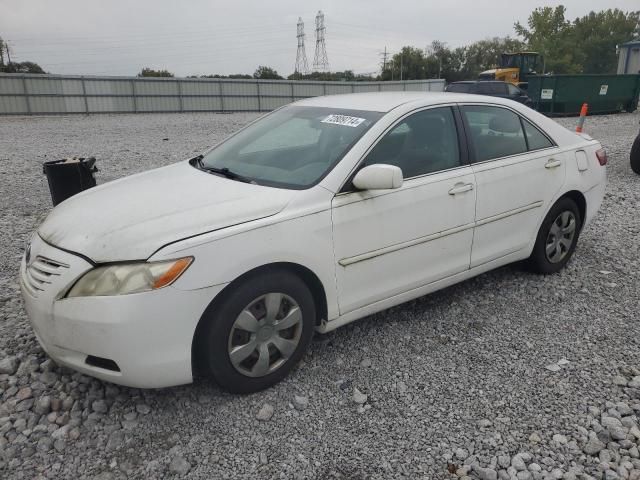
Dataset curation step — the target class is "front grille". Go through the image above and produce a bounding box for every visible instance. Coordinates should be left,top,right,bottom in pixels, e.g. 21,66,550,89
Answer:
23,255,69,298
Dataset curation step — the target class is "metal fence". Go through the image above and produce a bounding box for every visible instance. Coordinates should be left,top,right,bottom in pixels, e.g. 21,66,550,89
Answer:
0,74,445,115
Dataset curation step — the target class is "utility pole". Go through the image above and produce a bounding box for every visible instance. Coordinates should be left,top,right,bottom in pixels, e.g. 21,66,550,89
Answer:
379,46,388,74
5,41,11,64
400,52,403,81
0,38,4,67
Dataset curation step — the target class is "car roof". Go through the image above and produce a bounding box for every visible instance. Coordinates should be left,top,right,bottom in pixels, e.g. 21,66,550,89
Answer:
294,91,514,113
449,80,506,85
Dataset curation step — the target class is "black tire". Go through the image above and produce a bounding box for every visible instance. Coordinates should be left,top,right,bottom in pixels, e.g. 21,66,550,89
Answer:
197,270,315,393
527,197,582,274
631,133,640,175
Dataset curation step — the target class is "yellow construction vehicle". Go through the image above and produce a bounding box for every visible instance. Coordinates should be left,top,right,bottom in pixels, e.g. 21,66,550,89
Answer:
478,52,543,87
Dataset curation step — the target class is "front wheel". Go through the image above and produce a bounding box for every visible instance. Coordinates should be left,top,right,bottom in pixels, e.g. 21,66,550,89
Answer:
527,198,582,274
197,270,315,393
631,133,640,175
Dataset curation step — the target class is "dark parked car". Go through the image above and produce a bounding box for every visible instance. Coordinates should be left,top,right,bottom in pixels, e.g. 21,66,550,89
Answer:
445,81,533,107
631,130,640,174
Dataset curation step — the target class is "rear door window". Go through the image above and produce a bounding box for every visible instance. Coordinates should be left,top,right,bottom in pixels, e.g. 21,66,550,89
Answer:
477,83,507,95
462,105,527,161
447,83,473,93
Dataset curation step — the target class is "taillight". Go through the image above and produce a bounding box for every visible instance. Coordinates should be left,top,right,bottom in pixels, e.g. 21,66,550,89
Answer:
595,148,607,166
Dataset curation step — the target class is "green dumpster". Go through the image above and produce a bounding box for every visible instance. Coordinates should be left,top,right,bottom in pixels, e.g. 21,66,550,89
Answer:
527,74,640,116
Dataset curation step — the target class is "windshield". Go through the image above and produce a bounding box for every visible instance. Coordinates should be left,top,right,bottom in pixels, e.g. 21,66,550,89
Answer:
198,105,383,189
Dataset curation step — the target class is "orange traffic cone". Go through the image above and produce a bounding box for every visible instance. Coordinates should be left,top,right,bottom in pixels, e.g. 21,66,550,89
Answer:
576,103,588,133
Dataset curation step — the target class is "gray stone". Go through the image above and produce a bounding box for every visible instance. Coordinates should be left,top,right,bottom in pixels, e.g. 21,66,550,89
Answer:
352,388,367,405
629,377,640,389
92,400,108,413
455,448,469,461
106,430,124,451
293,395,309,411
15,387,32,401
614,376,629,386
584,437,607,455
474,465,498,480
550,468,564,479
256,404,274,421
512,454,528,471
136,403,151,415
0,356,17,375
603,416,624,429
553,434,568,444
360,358,372,368
611,427,628,441
169,456,190,476
37,436,52,452
51,424,70,440
15,398,34,412
34,396,51,415
604,470,620,480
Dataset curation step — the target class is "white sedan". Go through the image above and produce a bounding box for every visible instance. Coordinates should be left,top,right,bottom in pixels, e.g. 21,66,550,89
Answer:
20,92,607,392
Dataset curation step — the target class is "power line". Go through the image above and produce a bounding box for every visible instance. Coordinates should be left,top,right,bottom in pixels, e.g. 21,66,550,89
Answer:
312,10,329,72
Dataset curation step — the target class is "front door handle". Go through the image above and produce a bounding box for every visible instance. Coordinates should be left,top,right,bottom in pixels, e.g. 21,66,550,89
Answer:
448,182,474,195
545,158,562,169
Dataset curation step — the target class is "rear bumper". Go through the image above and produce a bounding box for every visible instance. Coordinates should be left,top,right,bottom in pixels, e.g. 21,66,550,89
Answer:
20,235,226,388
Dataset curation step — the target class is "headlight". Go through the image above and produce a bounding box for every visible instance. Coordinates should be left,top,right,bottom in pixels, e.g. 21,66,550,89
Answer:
67,257,193,298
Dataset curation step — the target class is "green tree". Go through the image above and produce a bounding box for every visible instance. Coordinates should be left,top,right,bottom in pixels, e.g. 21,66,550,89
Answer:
253,66,283,80
383,46,428,80
1,61,46,74
462,37,527,77
514,6,579,73
138,67,174,77
572,9,640,73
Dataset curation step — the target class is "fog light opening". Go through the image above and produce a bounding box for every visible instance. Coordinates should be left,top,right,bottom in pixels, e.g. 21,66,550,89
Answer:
85,355,120,372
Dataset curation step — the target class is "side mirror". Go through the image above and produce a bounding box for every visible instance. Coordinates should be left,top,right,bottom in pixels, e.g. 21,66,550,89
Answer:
352,164,403,191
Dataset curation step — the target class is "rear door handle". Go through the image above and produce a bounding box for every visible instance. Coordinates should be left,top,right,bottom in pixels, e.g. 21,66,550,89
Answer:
448,183,474,195
545,158,562,169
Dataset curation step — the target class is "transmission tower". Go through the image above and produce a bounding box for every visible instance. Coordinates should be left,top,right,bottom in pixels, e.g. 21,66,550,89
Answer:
294,17,309,75
312,10,329,72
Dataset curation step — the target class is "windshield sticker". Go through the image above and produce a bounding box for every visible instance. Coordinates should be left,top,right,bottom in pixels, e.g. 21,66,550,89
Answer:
321,114,366,128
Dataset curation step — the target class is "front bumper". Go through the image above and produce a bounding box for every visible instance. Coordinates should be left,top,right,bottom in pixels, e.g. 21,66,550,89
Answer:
20,234,226,388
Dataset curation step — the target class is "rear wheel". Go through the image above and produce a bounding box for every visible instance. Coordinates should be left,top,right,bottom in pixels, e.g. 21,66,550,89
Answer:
631,133,640,175
197,270,315,393
527,198,582,274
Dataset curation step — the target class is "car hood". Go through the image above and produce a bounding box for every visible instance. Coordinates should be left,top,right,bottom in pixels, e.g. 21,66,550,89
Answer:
38,161,295,262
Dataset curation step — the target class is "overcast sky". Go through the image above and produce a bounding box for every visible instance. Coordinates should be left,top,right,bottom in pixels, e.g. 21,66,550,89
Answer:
1,0,637,77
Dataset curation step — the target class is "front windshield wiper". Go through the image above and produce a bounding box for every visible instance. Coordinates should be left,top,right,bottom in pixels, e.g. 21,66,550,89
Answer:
192,155,254,184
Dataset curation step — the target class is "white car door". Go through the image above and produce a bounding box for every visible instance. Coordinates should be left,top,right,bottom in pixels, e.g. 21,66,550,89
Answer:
331,106,476,315
460,104,567,267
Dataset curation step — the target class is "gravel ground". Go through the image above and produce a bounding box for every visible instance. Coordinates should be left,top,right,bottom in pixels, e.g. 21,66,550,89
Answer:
0,110,639,480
